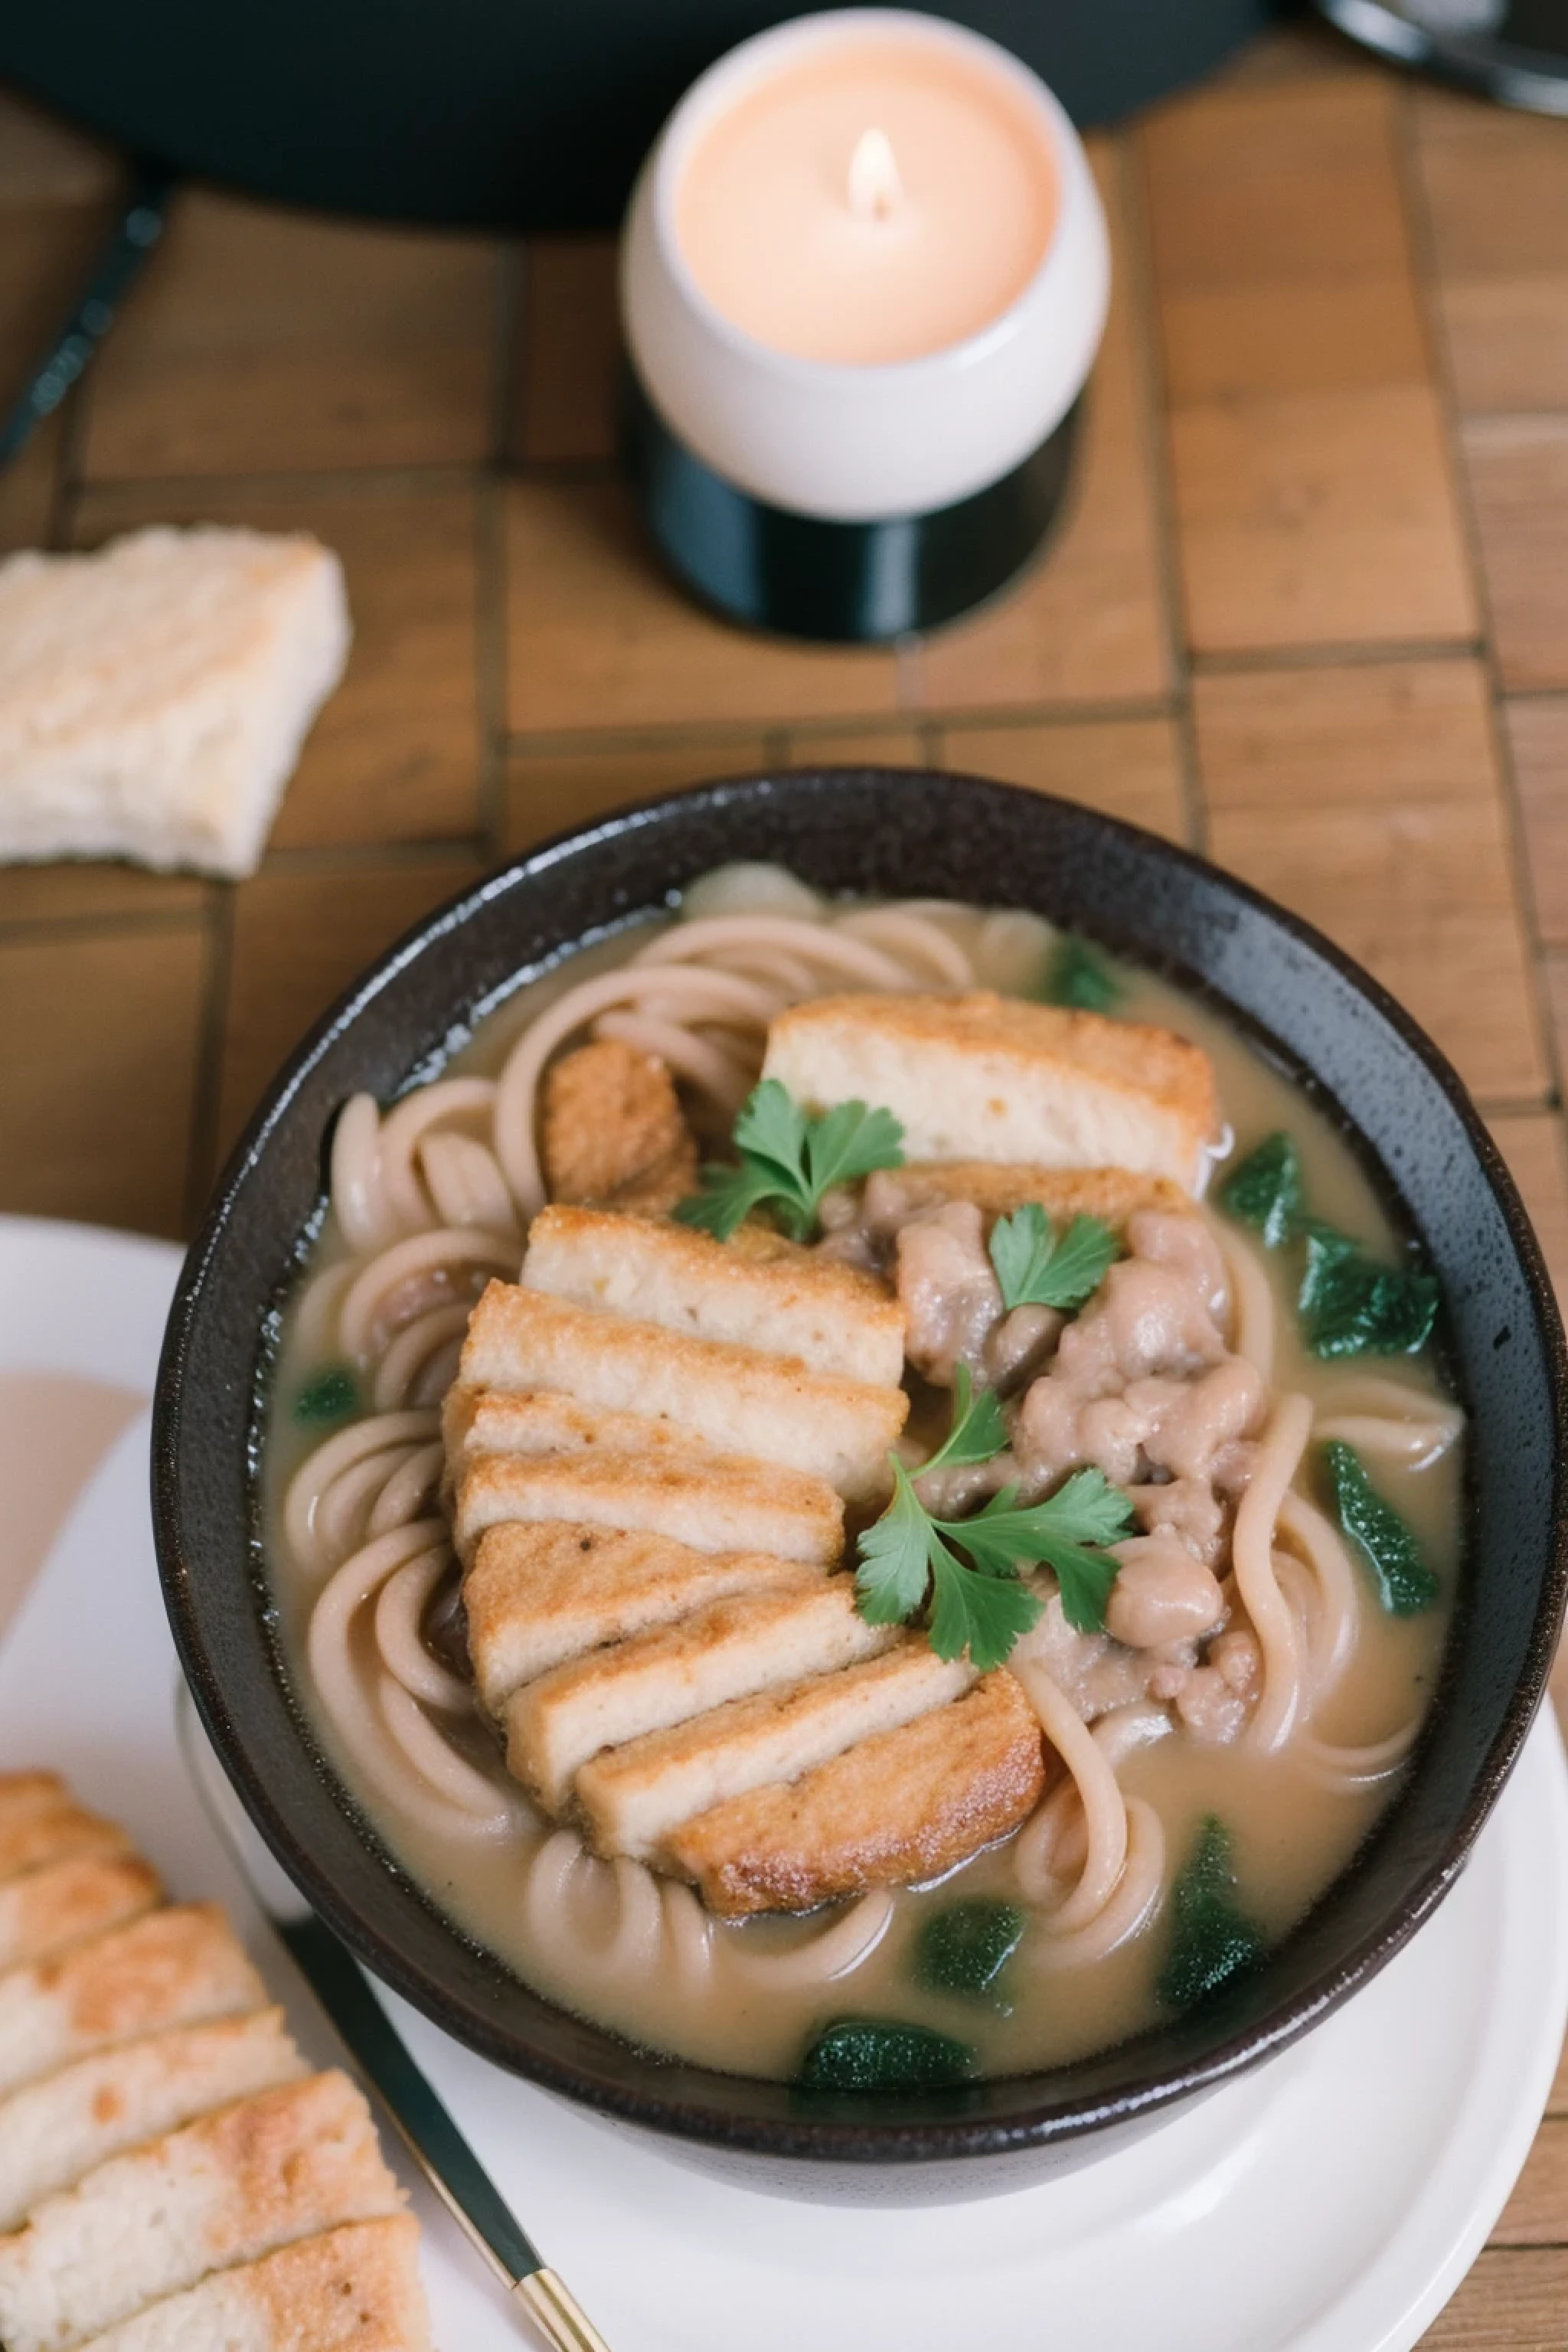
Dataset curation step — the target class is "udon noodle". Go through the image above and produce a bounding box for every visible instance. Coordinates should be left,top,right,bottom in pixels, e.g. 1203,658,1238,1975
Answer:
263,871,1459,2080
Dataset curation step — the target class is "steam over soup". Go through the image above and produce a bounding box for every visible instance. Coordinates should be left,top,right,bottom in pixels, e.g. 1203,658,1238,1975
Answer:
263,868,1459,2088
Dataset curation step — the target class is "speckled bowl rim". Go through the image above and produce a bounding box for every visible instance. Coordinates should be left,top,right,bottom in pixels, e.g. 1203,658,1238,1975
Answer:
152,769,1568,2166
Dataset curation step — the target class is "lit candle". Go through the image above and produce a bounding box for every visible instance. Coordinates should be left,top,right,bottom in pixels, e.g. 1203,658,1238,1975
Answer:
621,10,1109,642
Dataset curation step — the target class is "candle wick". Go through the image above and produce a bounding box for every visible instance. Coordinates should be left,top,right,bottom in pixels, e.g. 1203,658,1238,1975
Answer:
847,126,903,223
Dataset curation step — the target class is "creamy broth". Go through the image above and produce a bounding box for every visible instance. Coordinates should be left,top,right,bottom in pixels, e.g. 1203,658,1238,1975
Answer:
261,880,1458,2082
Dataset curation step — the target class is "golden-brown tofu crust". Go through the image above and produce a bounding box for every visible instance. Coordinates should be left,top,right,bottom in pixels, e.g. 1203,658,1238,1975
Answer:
887,1162,1188,1229
541,1037,697,1212
665,1670,1046,1917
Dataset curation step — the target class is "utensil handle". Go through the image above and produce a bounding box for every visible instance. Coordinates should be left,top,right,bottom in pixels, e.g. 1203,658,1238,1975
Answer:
515,2269,616,2352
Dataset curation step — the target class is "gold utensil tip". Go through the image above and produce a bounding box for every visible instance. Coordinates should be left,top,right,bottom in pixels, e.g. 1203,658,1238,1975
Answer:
515,2268,614,2351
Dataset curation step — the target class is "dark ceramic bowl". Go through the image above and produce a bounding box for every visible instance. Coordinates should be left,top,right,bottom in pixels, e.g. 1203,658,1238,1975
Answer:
153,769,1568,2203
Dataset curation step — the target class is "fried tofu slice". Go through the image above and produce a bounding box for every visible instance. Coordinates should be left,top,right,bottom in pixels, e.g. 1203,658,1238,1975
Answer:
0,1853,162,1975
867,1162,1188,1230
0,2007,304,2234
441,1385,715,1479
763,991,1219,1191
459,1282,907,1503
463,1524,818,1710
521,1204,906,1386
74,2215,430,2352
0,1800,131,1887
576,1643,974,1863
505,1579,893,1811
541,1037,697,1212
452,1449,843,1568
0,1904,266,2101
0,2069,401,2352
667,1671,1047,1917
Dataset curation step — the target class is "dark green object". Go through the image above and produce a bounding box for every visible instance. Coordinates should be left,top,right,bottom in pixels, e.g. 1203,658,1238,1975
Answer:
1046,935,1119,1013
914,1900,1026,2004
1219,1132,1303,1250
799,2019,975,2093
1157,1816,1265,2011
1298,1225,1440,1360
1321,1440,1441,1616
293,1367,359,1426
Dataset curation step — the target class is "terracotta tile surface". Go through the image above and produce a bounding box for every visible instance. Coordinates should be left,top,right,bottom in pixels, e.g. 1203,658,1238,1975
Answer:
214,858,482,1162
1197,662,1544,1099
782,727,929,769
939,717,1188,843
1147,80,1475,653
506,480,899,731
73,480,482,849
1422,2249,1568,2345
908,143,1171,713
0,410,61,556
1463,419,1568,692
1506,699,1568,949
82,190,500,478
0,864,207,926
0,90,119,207
503,739,769,856
516,237,619,462
0,923,206,1234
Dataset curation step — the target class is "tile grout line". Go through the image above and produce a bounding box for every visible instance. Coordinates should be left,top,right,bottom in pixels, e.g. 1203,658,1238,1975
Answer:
1394,82,1566,1122
1116,126,1204,857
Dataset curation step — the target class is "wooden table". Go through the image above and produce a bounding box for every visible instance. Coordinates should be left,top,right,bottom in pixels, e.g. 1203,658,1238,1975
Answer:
2,21,1567,2341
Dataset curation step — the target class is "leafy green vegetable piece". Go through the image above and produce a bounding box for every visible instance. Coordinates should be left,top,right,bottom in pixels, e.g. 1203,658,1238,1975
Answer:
913,1900,1026,2004
674,1079,903,1243
1217,1132,1303,1250
926,1544,1047,1674
799,2019,975,2092
1298,1224,1441,1359
920,1364,1008,1476
1156,1816,1266,2012
988,1204,1119,1314
293,1367,359,1426
854,1461,939,1633
1045,934,1119,1012
950,1469,1135,1635
1321,1440,1440,1615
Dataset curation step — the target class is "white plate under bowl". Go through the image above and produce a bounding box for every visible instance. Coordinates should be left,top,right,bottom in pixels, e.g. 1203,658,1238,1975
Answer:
2,1212,1564,2352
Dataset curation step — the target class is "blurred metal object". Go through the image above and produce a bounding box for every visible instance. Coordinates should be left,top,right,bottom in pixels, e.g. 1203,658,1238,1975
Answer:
1318,0,1568,113
0,164,172,469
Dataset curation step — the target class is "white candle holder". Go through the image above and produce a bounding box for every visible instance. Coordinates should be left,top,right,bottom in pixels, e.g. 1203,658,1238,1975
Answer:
619,8,1110,643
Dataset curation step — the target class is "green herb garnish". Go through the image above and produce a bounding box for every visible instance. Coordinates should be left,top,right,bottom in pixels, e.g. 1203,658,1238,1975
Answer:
1321,1440,1440,1615
1218,1132,1303,1250
799,2018,975,2092
1046,934,1119,1012
854,1374,1133,1669
293,1367,359,1426
988,1203,1119,1314
1298,1225,1440,1360
914,1900,1025,2006
1157,1816,1265,2012
673,1078,903,1243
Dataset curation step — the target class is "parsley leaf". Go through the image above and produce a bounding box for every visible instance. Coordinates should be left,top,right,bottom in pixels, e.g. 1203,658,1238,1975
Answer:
926,1544,1045,1674
949,1471,1134,1633
1217,1132,1303,1250
919,1364,1008,1477
1045,934,1119,1011
674,1079,903,1243
853,1460,936,1632
988,1204,1119,1314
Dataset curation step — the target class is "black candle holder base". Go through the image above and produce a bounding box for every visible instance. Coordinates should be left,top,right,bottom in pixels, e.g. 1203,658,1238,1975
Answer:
622,371,1083,644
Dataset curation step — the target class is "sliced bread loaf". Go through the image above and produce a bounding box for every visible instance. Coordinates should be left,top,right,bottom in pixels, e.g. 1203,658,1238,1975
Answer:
72,2216,430,2352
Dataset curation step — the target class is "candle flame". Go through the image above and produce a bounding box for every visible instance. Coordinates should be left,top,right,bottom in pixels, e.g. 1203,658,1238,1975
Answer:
847,126,903,224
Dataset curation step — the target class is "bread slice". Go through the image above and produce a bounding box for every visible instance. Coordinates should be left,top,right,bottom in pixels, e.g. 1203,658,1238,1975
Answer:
0,2069,401,2352
667,1671,1047,1916
0,2007,304,2233
452,1449,843,1568
72,2216,430,2352
462,1523,816,1709
0,527,351,880
505,1579,893,1810
521,1204,906,1385
763,991,1219,1191
458,1282,906,1503
441,1385,715,1478
0,1853,162,1974
577,1642,973,1863
874,1162,1188,1230
0,1802,131,1887
0,1905,266,2100
541,1037,697,1214
0,1774,73,1828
